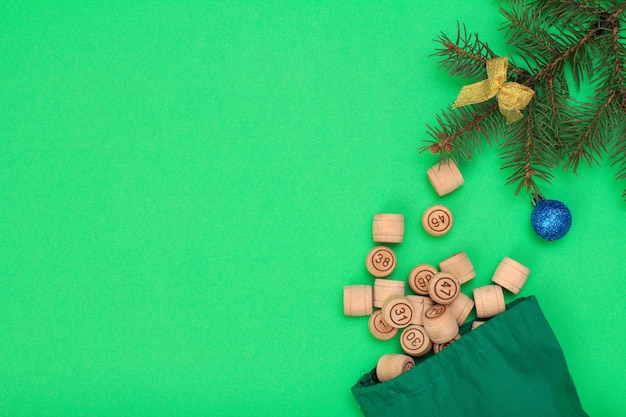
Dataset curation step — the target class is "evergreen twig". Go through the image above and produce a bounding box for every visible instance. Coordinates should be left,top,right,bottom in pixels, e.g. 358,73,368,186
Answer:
422,0,626,198
432,24,497,79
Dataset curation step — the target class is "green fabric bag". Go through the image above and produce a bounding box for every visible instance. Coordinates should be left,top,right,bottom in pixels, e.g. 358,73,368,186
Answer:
352,296,588,417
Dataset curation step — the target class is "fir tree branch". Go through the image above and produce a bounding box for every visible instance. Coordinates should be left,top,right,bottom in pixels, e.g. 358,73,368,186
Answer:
500,101,556,195
529,24,601,86
526,0,604,20
517,103,542,195
608,111,626,197
609,7,626,105
511,0,600,40
560,4,625,174
500,3,561,67
564,89,619,172
432,24,497,79
421,102,501,161
609,1,626,20
545,74,560,148
423,2,626,198
536,71,569,157
555,0,603,16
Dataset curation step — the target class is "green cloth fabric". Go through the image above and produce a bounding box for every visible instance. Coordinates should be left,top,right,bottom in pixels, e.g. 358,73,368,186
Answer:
352,296,588,417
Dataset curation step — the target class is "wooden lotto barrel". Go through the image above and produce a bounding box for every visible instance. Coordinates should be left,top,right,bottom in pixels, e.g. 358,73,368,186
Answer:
439,251,476,285
422,304,459,344
473,285,505,318
373,278,405,309
434,334,461,354
366,246,397,278
448,291,474,326
368,309,398,341
408,264,438,295
492,256,530,294
422,204,454,236
343,285,373,316
472,320,486,330
428,272,460,305
372,213,405,243
400,325,433,357
426,160,464,196
381,295,414,329
406,295,434,325
376,354,415,382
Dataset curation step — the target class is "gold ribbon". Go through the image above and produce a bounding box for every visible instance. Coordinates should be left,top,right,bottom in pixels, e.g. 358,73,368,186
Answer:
452,57,534,124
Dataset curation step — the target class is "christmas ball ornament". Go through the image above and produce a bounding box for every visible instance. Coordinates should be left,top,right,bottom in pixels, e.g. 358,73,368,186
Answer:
530,196,572,241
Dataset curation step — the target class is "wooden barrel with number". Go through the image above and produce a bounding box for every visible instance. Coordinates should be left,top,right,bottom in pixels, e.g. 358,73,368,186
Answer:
368,309,399,340
376,354,415,382
400,324,433,357
422,304,459,344
365,246,397,278
406,295,434,325
408,264,438,295
422,204,454,236
381,295,414,328
428,272,460,305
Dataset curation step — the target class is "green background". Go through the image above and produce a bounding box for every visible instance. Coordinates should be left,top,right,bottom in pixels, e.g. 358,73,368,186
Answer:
1,1,624,416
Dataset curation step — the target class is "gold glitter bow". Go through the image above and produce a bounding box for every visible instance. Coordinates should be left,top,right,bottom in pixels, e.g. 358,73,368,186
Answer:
452,57,535,124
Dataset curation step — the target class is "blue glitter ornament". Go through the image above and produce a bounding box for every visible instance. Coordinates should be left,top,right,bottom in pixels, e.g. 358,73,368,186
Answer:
530,196,572,241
